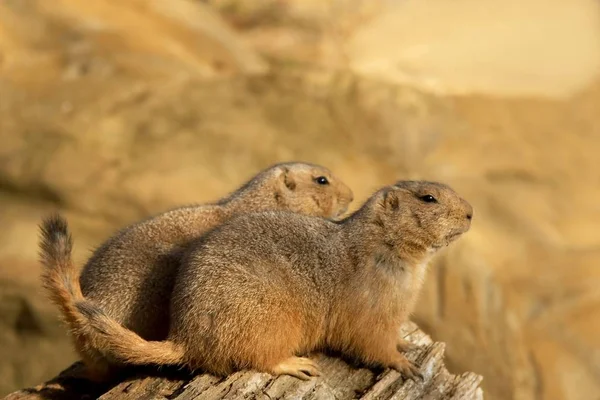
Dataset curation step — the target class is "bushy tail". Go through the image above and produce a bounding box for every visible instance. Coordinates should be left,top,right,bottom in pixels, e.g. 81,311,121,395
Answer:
39,213,86,330
76,300,186,366
39,213,186,371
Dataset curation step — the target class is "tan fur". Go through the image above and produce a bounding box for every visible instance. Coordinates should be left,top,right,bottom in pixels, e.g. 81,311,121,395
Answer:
38,162,353,380
78,180,472,381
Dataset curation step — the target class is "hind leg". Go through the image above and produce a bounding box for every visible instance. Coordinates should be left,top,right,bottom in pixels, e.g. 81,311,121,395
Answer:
227,330,320,380
78,352,118,382
72,339,119,382
215,314,320,380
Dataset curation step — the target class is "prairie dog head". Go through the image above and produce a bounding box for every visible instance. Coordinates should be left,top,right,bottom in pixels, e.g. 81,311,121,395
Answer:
272,163,354,219
372,181,472,253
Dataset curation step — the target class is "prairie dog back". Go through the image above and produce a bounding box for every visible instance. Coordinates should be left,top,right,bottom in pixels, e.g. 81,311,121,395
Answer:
159,180,473,379
80,162,353,339
39,162,353,380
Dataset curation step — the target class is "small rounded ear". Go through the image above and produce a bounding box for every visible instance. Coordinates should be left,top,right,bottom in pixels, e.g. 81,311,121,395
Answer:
279,167,296,191
384,189,400,211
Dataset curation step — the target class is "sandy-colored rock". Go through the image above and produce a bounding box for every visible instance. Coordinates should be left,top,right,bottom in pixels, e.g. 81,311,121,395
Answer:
209,0,600,98
0,0,266,85
344,0,600,98
1,1,599,399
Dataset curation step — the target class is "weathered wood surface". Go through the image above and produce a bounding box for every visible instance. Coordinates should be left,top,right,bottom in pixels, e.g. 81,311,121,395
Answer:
4,322,483,400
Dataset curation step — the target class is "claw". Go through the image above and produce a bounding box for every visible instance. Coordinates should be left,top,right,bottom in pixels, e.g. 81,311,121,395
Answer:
270,357,321,380
391,357,423,382
290,370,312,381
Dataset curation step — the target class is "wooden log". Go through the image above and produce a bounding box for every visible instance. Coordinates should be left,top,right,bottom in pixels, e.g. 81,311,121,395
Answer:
3,322,483,400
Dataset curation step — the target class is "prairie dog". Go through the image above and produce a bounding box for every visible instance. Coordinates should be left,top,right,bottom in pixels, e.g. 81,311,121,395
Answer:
39,162,353,379
73,180,472,380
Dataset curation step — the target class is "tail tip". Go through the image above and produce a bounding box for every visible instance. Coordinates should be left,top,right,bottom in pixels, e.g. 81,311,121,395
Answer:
38,212,73,266
40,212,69,238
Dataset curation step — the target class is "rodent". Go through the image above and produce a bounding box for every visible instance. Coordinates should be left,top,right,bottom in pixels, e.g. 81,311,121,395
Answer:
60,180,472,381
39,162,353,380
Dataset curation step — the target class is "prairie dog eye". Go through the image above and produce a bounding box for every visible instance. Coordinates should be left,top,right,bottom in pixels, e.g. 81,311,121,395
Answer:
419,194,437,203
315,176,329,185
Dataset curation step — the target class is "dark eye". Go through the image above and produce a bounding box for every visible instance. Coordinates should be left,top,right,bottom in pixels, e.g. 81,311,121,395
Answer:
315,176,329,185
420,194,437,203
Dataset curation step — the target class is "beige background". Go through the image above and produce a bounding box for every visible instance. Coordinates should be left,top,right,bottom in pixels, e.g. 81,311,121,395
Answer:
1,0,599,399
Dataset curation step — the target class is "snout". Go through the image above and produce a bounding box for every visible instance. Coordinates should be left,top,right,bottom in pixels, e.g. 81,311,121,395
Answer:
462,199,474,230
465,203,473,221
336,186,354,217
342,186,354,206
332,203,350,221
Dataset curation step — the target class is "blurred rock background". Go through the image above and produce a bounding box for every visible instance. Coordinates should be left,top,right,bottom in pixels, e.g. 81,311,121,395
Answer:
1,0,599,398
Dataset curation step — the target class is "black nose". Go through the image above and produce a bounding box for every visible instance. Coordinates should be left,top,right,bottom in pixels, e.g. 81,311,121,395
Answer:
466,212,473,220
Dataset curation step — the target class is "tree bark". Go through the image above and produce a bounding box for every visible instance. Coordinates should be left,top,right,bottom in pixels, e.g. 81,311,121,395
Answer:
4,322,483,400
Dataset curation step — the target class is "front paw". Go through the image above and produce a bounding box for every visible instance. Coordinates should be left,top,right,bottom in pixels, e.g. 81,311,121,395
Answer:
391,355,423,382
